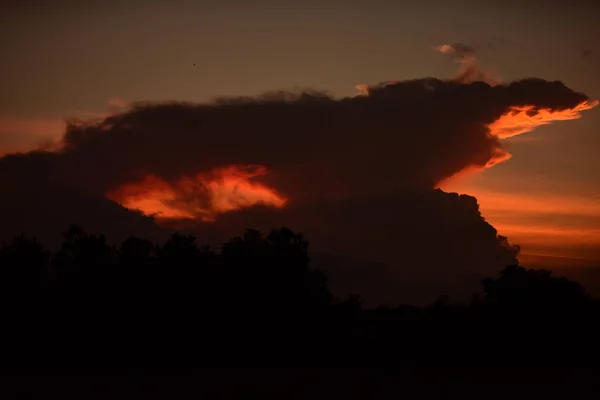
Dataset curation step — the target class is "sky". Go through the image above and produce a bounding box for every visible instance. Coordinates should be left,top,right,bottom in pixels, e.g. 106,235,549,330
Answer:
1,1,599,302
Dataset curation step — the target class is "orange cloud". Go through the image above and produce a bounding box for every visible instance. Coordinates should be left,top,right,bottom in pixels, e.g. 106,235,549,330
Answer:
483,100,598,168
107,165,287,222
488,100,599,139
436,99,599,176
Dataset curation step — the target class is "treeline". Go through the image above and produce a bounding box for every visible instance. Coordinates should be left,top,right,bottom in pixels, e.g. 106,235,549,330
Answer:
0,225,599,372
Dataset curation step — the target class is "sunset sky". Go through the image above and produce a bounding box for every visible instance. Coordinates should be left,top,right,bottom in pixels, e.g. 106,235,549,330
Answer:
1,0,599,271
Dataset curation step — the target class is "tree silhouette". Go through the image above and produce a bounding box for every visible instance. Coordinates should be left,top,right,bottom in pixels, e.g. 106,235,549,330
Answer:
1,225,599,372
482,264,588,311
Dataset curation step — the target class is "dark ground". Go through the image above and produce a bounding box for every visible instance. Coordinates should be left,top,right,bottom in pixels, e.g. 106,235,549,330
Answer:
2,369,600,399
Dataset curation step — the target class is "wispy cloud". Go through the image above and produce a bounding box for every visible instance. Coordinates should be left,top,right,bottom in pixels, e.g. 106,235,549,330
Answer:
107,97,130,109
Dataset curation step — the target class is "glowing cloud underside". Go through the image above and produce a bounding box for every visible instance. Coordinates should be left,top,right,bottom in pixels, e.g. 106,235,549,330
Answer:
106,165,287,222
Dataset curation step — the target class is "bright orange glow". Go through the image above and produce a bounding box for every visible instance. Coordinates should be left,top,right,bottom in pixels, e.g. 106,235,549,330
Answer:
107,165,287,222
488,100,599,139
475,100,598,171
107,175,198,220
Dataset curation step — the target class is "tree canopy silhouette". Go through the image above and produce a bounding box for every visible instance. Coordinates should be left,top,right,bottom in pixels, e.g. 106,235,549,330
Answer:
0,225,598,372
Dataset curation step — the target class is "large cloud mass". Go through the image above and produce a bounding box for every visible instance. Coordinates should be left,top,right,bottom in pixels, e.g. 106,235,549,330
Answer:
0,45,596,304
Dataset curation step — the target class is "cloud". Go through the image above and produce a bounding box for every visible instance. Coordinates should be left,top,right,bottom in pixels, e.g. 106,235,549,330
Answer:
0,48,596,304
107,97,130,109
23,77,593,205
436,43,499,86
192,189,521,305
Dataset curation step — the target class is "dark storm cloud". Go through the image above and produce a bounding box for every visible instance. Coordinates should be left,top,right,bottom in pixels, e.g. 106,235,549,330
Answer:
3,78,587,201
0,75,592,304
187,189,521,305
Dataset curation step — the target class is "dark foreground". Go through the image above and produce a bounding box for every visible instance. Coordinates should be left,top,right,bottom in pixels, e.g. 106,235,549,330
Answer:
3,369,600,399
1,227,599,386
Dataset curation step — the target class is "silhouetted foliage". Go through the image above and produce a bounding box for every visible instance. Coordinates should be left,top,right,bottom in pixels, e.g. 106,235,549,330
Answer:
482,264,587,310
1,226,599,374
